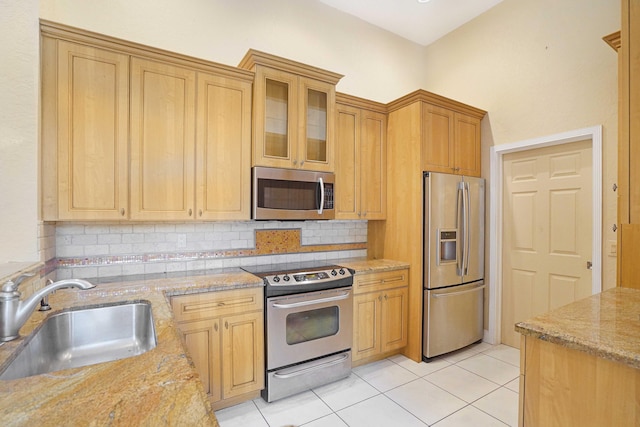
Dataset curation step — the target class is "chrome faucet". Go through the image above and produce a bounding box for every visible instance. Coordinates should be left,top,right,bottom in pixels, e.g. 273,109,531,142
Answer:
0,274,96,341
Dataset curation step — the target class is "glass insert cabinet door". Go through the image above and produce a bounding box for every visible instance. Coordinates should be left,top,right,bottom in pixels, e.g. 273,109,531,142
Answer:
254,66,334,172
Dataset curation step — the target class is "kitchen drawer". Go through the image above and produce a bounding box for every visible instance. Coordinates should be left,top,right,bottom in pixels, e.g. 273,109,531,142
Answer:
171,287,263,322
353,268,409,294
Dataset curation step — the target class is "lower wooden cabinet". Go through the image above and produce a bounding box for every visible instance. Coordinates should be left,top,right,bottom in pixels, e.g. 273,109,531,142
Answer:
519,335,640,426
171,287,264,409
352,269,409,365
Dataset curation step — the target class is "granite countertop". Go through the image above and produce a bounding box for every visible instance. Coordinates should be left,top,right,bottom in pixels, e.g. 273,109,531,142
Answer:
0,269,263,426
0,258,405,425
336,257,409,273
515,287,640,370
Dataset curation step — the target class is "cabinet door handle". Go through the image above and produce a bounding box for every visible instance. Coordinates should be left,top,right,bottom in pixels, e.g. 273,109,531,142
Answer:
188,209,193,216
199,209,203,217
225,321,228,329
214,323,218,332
120,208,125,216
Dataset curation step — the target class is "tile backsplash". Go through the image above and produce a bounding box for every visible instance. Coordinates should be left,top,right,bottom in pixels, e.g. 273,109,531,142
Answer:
54,221,368,280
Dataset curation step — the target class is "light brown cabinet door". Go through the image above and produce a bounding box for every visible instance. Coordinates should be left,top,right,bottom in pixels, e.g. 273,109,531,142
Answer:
422,103,454,174
52,40,129,220
454,113,481,177
380,287,408,353
253,66,335,171
130,57,196,220
253,67,298,169
353,292,381,362
175,318,222,403
196,73,252,220
422,104,482,177
335,105,360,219
360,110,387,219
221,311,264,399
335,105,386,219
299,77,335,172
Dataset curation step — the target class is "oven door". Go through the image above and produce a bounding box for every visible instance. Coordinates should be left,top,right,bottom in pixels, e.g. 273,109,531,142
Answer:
266,287,352,370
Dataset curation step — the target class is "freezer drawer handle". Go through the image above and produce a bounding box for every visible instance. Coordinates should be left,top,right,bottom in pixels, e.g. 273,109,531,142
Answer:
432,285,486,298
273,353,350,379
272,292,350,309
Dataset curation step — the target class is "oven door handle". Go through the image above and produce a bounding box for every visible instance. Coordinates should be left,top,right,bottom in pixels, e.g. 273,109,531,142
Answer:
271,292,351,309
273,353,350,379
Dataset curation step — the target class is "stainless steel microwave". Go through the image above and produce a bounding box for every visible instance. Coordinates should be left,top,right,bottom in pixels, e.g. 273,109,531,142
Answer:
252,167,335,220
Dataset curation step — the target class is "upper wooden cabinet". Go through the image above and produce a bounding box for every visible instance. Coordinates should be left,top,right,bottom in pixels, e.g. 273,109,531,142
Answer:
129,57,197,220
40,22,253,221
421,103,482,177
196,73,252,220
41,39,130,220
239,50,343,172
335,94,387,220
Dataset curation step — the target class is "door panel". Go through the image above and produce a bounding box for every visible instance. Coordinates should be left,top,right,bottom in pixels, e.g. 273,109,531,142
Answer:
502,140,592,347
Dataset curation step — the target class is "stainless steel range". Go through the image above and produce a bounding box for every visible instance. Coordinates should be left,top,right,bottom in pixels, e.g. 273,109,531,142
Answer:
242,261,353,402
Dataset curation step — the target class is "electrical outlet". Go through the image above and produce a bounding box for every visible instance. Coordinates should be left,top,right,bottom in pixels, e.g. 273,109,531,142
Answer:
608,240,617,257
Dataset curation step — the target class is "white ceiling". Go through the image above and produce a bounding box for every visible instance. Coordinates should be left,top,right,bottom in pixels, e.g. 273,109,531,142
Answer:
317,0,504,46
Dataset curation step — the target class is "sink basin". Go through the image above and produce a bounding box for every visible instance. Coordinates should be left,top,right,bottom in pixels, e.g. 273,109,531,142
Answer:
0,300,157,380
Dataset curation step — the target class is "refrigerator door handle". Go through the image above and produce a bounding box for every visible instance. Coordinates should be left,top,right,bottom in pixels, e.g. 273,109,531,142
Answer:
457,182,465,276
463,181,471,276
432,284,486,298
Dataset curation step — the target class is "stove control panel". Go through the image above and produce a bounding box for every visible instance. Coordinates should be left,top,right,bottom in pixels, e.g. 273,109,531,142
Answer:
264,267,352,286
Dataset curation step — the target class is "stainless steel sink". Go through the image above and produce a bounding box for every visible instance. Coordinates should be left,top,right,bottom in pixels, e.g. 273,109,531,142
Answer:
0,300,157,380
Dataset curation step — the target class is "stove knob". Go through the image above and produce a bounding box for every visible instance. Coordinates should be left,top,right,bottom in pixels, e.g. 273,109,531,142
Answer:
331,269,337,276
283,274,290,282
272,275,280,283
339,268,345,275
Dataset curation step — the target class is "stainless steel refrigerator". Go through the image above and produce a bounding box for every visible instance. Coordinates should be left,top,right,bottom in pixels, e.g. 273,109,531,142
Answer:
423,172,485,360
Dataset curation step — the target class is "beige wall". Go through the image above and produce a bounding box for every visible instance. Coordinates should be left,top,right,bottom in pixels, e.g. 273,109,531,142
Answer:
420,0,619,288
0,0,40,264
39,0,427,103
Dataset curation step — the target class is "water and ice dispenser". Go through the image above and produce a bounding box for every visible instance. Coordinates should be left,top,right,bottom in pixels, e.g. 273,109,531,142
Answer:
438,229,457,264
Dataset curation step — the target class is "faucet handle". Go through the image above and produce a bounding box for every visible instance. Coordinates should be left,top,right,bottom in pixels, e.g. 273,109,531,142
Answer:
2,273,36,293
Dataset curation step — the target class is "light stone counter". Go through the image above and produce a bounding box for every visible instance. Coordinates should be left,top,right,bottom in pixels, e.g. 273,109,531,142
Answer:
515,287,640,369
0,268,263,426
333,257,410,274
0,259,407,425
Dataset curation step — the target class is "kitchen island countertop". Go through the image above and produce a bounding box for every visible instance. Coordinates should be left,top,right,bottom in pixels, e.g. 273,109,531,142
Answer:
515,287,640,369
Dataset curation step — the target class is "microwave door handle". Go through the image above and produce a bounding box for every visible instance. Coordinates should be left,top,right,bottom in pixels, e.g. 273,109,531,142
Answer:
318,177,325,214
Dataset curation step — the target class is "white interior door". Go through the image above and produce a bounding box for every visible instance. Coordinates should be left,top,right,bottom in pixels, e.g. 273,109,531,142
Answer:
501,139,593,348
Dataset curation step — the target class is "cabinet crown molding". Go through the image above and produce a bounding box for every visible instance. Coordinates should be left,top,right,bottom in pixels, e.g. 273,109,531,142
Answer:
603,31,621,52
238,49,343,85
39,20,254,82
387,89,486,119
336,92,387,114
